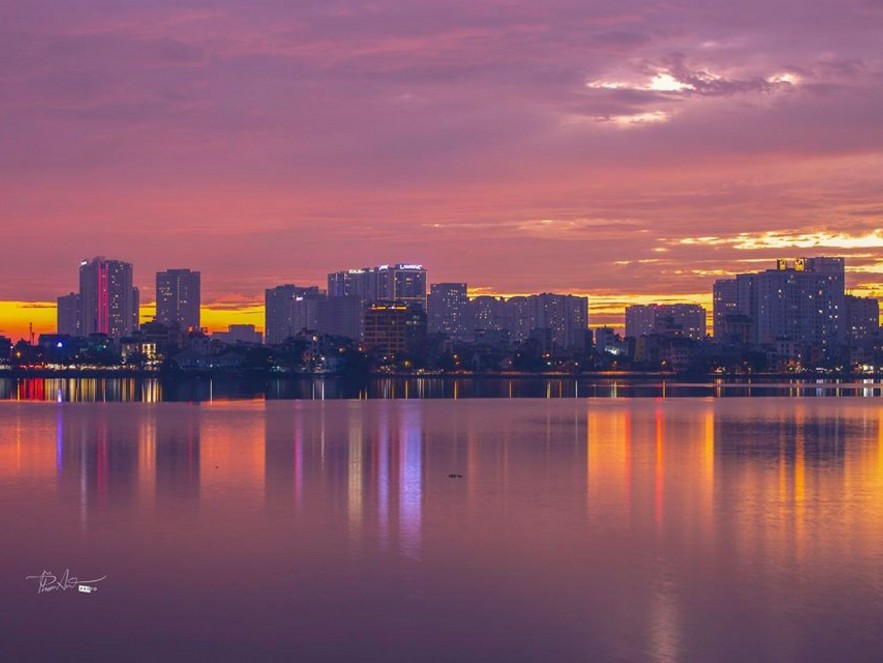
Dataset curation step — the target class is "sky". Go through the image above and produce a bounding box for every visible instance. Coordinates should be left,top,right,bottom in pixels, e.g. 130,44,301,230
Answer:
2,0,882,338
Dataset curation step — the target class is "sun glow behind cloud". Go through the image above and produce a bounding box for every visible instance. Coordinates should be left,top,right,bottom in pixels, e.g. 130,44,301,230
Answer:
679,230,883,250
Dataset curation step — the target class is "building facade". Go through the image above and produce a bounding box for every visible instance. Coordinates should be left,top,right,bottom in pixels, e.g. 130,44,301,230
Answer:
363,302,427,356
328,264,427,307
427,283,470,340
264,284,321,344
712,257,847,355
78,257,139,338
625,303,706,340
845,294,879,343
156,269,201,330
57,292,80,336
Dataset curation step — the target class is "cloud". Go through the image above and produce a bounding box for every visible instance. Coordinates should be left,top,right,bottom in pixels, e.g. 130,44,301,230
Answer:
0,0,882,323
678,230,883,250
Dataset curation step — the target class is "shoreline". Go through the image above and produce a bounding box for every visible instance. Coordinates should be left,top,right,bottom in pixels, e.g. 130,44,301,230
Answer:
1,368,882,380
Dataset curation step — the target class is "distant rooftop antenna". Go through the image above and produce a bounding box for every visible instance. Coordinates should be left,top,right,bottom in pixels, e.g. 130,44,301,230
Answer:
29,321,34,345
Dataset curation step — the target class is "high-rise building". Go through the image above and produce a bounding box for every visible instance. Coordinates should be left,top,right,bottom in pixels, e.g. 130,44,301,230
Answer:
363,302,427,356
328,264,426,307
57,292,80,336
463,293,589,351
156,269,201,330
625,304,706,340
318,296,364,340
712,257,846,354
505,296,536,343
753,257,845,348
713,279,738,338
264,284,321,344
533,293,590,351
428,283,469,339
470,296,507,336
845,295,879,343
78,257,139,338
291,292,324,333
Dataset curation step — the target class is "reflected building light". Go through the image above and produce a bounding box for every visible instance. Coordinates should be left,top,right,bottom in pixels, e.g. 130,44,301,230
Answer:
398,404,423,560
586,408,631,523
377,405,391,551
699,408,715,545
56,405,63,471
138,409,156,508
79,426,88,529
794,406,806,563
655,405,664,532
96,417,108,507
294,410,304,507
320,402,326,466
348,406,364,543
649,577,682,662
141,379,161,403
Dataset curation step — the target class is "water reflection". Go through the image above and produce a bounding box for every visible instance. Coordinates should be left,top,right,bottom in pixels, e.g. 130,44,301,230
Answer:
1,399,883,659
4,376,883,403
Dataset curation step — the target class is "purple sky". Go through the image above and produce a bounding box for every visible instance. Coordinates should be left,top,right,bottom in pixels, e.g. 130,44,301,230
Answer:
2,0,882,334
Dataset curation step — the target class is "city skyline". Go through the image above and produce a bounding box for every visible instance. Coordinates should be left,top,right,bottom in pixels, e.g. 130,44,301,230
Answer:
1,252,882,341
2,1,883,340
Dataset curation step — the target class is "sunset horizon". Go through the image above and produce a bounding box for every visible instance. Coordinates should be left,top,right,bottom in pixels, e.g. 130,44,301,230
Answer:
3,1,882,340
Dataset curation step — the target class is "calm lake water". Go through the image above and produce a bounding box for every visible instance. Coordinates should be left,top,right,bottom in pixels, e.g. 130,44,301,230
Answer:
3,375,883,401
1,398,882,661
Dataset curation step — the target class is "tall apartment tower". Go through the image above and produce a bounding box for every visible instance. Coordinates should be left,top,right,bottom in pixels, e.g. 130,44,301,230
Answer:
427,283,469,339
753,257,845,348
713,257,846,355
328,264,427,307
533,293,590,351
57,292,81,336
156,269,201,330
844,294,879,343
264,284,322,345
78,257,139,338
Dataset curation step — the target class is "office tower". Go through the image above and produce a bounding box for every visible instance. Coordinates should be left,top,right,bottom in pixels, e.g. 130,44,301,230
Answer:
57,292,81,336
78,257,139,338
264,284,321,344
428,283,469,339
625,304,706,340
845,295,879,343
363,302,427,356
328,264,427,307
327,269,374,299
156,269,201,330
385,264,427,307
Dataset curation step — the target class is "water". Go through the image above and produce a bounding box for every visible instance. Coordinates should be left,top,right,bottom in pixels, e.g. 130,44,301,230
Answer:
1,398,882,661
3,375,883,402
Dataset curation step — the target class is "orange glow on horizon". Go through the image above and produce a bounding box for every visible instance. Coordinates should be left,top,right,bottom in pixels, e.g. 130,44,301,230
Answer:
2,283,881,341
